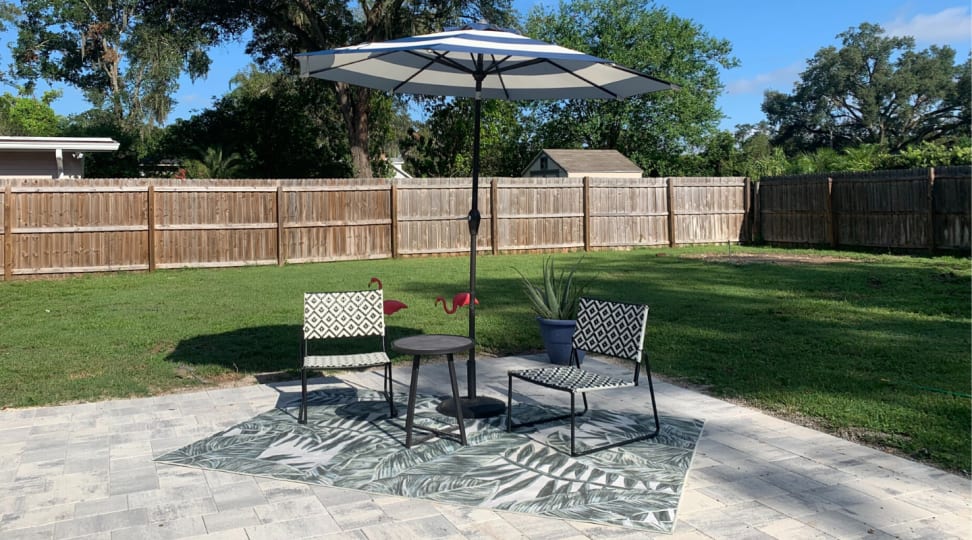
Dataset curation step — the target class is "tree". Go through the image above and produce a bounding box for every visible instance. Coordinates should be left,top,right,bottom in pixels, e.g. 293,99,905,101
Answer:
158,66,354,179
146,0,515,178
401,99,535,177
524,0,737,176
0,2,18,89
763,23,970,154
8,0,212,136
180,146,244,179
0,91,63,136
892,140,972,168
61,108,146,177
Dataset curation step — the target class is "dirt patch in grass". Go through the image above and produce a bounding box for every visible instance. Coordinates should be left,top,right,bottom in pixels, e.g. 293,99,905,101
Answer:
682,252,858,265
151,341,175,355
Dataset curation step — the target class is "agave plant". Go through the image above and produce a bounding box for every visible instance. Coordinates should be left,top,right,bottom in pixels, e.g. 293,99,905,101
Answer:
515,257,589,320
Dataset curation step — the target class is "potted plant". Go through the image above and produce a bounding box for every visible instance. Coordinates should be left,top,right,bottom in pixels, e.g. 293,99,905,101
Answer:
516,256,589,365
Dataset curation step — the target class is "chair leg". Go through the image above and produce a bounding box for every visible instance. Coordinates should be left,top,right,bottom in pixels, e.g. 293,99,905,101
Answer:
506,373,514,432
507,381,657,456
299,368,308,424
570,392,577,457
644,364,661,436
570,379,660,457
507,375,588,431
385,363,398,418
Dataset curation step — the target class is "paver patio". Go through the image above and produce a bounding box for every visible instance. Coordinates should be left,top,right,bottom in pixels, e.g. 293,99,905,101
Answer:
1,354,968,539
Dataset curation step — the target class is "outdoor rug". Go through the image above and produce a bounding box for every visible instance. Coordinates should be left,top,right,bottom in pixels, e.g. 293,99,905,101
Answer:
155,388,705,534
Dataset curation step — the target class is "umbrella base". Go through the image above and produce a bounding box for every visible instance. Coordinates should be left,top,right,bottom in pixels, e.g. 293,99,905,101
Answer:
437,396,506,419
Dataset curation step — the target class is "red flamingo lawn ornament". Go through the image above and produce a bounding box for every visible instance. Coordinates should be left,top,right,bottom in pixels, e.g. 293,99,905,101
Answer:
435,292,479,314
368,277,408,316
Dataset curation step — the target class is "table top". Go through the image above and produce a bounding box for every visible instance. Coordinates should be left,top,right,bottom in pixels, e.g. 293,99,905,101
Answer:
391,334,474,356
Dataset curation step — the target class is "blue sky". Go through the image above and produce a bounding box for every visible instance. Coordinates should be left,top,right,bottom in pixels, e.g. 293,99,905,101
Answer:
1,0,970,131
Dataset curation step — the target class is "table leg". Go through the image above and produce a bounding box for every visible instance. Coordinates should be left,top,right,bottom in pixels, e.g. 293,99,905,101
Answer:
446,354,467,445
404,354,421,448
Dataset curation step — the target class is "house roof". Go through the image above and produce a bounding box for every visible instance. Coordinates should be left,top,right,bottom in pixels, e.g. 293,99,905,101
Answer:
539,149,642,174
0,136,120,152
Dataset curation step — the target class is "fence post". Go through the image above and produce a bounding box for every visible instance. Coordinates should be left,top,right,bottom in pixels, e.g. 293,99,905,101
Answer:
3,184,12,280
742,178,751,243
390,183,399,258
276,184,285,266
666,178,677,247
827,177,837,248
147,184,156,272
583,176,591,251
927,167,936,255
490,179,499,255
753,180,761,243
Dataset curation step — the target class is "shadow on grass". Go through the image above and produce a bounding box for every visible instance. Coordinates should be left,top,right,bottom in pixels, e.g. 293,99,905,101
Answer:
165,324,426,376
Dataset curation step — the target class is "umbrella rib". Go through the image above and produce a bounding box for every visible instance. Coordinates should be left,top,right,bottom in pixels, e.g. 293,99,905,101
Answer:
545,58,621,99
304,50,401,78
391,51,452,93
427,50,477,75
482,55,513,100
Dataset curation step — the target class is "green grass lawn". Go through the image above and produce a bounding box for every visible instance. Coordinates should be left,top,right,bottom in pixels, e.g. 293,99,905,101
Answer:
0,246,969,474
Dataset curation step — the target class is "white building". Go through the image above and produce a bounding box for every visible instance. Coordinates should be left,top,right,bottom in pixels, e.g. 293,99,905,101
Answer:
0,136,121,179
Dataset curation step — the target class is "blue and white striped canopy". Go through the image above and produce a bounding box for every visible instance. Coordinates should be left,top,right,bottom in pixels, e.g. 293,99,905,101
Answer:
296,23,676,100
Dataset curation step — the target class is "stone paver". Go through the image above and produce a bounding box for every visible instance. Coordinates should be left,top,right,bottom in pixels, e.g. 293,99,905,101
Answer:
0,354,969,539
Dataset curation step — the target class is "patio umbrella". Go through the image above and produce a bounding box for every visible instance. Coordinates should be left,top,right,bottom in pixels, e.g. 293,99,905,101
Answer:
297,22,677,418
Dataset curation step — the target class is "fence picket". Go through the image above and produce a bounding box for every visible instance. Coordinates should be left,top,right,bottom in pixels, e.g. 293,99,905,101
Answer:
0,170,966,280
758,166,969,251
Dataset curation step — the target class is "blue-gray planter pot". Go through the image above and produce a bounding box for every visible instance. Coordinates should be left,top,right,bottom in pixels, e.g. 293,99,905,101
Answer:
537,317,585,365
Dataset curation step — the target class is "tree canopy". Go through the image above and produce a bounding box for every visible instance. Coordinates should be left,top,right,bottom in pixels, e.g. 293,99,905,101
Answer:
142,0,516,177
401,99,535,177
524,0,737,176
0,90,62,136
763,23,971,154
8,0,213,135
2,0,966,179
158,66,355,179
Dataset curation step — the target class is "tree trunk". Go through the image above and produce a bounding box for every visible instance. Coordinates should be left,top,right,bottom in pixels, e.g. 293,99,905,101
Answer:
336,83,373,178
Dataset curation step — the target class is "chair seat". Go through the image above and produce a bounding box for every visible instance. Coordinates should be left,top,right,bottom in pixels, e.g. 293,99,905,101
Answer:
510,366,634,393
304,351,390,369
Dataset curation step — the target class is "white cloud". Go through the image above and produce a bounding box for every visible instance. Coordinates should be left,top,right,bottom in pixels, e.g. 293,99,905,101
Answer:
884,7,972,44
725,62,805,95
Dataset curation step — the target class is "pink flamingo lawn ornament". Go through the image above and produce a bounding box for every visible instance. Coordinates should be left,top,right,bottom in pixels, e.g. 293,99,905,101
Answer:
368,277,408,316
435,292,479,314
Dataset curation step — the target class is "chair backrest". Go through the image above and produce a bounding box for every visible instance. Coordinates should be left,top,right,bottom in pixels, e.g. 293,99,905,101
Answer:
571,297,649,362
303,290,385,340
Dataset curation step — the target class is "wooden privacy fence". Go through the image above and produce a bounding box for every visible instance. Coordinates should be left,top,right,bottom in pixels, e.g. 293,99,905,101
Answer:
756,166,970,252
0,176,748,280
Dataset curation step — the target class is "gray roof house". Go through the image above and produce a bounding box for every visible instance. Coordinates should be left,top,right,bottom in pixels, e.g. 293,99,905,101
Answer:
0,136,120,179
521,149,643,178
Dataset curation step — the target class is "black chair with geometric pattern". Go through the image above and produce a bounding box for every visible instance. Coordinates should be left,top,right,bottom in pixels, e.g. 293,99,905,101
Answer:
506,297,659,456
299,290,397,424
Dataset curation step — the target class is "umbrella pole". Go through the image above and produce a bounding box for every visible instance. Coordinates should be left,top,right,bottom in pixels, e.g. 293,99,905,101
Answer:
438,81,505,419
467,91,481,400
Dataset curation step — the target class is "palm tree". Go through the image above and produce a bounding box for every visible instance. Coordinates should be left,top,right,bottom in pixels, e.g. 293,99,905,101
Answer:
194,146,243,178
